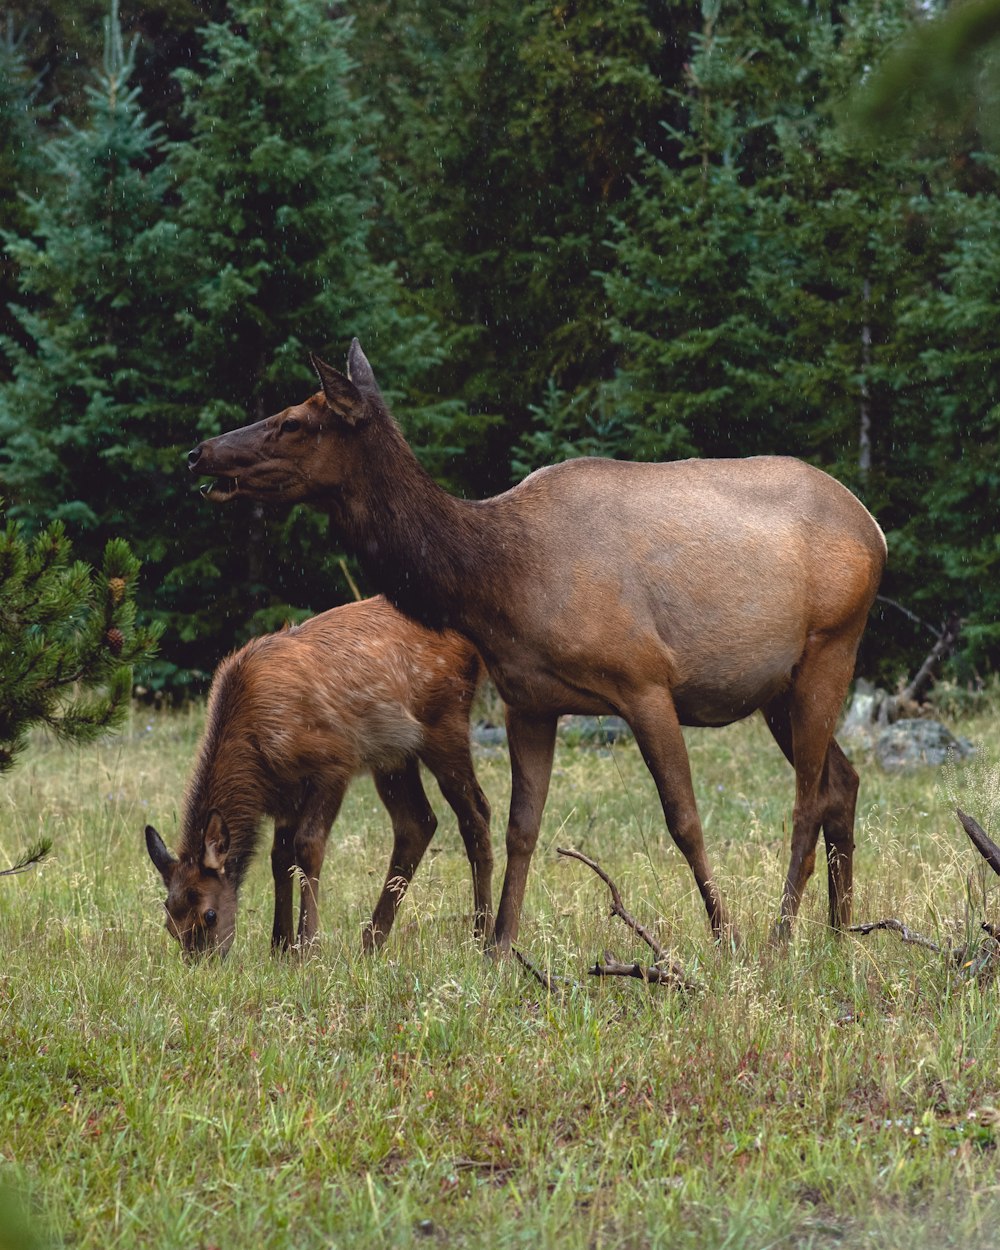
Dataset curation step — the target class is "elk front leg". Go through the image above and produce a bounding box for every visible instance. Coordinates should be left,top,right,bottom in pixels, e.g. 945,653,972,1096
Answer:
492,709,558,954
421,731,494,944
364,759,438,952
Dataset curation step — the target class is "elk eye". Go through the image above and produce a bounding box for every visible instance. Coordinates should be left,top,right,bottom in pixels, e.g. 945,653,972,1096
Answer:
204,909,217,927
281,417,301,433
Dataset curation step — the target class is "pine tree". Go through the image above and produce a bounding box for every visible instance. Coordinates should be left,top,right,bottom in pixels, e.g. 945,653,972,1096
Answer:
0,0,171,536
0,0,462,689
352,0,682,492
0,505,159,771
145,0,468,666
0,20,47,365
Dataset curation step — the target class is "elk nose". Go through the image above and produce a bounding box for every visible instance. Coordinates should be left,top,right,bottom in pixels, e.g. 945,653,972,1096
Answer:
187,445,203,470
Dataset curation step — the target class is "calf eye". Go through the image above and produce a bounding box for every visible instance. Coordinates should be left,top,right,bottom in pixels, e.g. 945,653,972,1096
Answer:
204,909,217,927
281,417,300,433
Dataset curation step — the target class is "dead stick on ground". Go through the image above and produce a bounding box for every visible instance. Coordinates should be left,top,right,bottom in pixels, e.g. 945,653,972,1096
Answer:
511,944,577,993
586,959,696,987
847,918,946,953
557,846,699,990
956,808,1000,876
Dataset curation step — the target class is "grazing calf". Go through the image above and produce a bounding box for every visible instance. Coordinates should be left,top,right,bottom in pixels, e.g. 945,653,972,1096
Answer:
145,597,492,956
189,340,886,950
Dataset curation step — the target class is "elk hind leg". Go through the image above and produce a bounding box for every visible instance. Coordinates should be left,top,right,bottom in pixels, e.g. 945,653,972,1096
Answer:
766,641,859,940
820,739,859,931
624,686,736,944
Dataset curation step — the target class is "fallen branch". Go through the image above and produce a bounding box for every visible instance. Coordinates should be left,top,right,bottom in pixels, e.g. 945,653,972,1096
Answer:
897,612,963,707
557,846,671,961
848,916,1000,979
956,807,1000,876
587,958,696,988
848,810,1000,982
511,944,577,993
847,917,946,953
557,846,700,990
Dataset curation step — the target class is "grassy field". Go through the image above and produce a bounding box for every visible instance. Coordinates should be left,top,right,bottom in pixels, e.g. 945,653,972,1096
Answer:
2,694,1000,1249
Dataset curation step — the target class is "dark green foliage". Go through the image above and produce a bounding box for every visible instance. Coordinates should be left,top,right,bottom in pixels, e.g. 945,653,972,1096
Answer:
0,0,463,689
0,838,51,876
0,21,47,361
850,0,1000,150
351,0,688,492
1,0,1000,686
0,508,160,771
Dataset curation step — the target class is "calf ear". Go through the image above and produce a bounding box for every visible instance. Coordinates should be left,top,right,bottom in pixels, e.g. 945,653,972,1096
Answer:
201,810,231,874
145,825,177,886
309,353,365,425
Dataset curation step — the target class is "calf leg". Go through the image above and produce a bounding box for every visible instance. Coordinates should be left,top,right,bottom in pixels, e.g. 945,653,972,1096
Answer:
270,820,297,951
293,783,344,947
492,708,558,954
623,686,735,943
364,759,438,952
421,728,494,943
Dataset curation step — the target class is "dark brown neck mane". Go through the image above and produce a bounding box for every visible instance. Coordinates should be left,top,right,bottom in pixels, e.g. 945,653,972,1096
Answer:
331,403,526,632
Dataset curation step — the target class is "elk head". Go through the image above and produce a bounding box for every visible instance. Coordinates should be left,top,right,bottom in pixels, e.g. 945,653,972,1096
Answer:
187,340,382,506
145,815,238,957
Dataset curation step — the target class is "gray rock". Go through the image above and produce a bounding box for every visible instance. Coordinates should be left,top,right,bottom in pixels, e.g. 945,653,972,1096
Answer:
559,715,633,746
472,723,507,748
840,678,891,745
874,718,976,773
471,715,634,751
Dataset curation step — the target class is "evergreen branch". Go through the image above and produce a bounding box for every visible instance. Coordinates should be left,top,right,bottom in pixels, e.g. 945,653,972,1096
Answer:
0,838,52,877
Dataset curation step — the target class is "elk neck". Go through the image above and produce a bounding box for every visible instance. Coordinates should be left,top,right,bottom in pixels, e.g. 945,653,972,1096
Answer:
330,415,531,634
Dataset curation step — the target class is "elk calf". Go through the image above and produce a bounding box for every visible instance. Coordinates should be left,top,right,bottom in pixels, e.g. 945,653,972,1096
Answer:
145,597,492,956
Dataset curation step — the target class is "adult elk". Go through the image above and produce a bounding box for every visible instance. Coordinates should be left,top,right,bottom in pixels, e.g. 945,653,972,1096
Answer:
145,597,492,956
189,341,886,951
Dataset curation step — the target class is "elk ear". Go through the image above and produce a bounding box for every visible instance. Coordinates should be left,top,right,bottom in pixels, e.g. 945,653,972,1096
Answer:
145,825,177,886
309,352,365,425
201,810,231,874
346,338,382,397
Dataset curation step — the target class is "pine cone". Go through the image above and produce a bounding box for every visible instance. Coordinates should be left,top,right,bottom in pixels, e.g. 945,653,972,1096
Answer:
107,577,127,606
105,628,125,657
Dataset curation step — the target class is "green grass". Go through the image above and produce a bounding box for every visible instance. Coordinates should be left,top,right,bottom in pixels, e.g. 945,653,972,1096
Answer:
2,700,1000,1249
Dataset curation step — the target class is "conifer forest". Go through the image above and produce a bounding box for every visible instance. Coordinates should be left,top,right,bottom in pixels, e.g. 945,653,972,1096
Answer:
1,0,998,692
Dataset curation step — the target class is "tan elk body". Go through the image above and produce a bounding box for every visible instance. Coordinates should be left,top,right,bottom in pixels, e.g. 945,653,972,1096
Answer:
145,596,492,955
189,340,886,950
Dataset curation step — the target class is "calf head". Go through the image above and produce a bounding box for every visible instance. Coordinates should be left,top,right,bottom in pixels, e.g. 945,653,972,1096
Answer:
145,814,238,957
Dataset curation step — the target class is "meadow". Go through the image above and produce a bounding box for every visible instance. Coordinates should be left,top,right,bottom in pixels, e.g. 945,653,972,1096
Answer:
2,693,1000,1249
